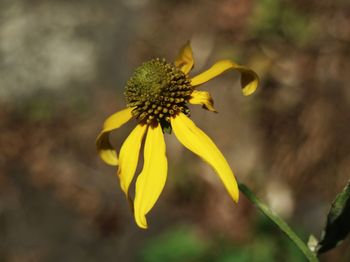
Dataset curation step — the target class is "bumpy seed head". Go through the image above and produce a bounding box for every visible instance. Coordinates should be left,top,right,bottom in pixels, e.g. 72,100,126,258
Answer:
125,58,193,129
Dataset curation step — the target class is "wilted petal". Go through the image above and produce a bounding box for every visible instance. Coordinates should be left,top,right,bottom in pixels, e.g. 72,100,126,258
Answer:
174,41,194,74
134,124,168,229
118,124,147,198
171,113,239,202
96,107,134,166
190,60,259,96
189,90,217,112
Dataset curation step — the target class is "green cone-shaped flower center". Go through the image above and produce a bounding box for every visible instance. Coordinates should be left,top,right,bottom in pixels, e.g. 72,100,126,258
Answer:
125,58,193,128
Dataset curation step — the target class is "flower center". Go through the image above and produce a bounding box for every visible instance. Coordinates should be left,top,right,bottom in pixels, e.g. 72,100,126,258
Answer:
125,58,193,129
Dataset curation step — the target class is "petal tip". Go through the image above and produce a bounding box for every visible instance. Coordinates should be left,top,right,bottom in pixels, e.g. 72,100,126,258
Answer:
230,182,239,203
227,183,239,203
135,214,148,229
241,72,259,96
99,150,119,166
242,82,258,96
233,192,239,203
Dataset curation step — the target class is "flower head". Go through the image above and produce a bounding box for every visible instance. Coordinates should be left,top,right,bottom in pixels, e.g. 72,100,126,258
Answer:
96,42,259,229
125,58,192,131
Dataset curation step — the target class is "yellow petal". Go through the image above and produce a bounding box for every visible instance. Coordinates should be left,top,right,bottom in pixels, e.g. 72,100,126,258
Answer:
174,41,194,74
134,124,168,229
190,60,259,96
171,113,239,203
118,124,147,198
189,90,218,113
96,107,134,166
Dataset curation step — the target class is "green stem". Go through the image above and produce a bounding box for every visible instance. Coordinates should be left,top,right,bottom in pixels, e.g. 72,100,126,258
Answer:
238,183,319,262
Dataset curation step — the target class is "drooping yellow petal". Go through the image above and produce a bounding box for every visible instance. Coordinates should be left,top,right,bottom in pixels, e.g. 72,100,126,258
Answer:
190,60,259,96
171,113,239,203
118,124,147,198
96,107,134,166
189,90,218,113
134,124,168,229
174,41,194,74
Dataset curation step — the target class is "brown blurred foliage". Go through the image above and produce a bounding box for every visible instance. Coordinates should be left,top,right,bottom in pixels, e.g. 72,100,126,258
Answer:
0,0,349,261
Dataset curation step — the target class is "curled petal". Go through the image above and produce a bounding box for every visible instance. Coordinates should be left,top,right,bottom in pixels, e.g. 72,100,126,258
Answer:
118,124,147,198
189,90,218,113
96,107,134,166
190,60,259,96
174,41,194,74
171,113,239,203
134,124,168,229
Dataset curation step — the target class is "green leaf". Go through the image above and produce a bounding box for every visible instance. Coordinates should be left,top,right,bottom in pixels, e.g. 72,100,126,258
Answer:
239,183,319,262
317,180,350,254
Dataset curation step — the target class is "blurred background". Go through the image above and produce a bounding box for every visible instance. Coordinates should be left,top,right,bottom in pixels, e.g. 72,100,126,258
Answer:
0,0,349,261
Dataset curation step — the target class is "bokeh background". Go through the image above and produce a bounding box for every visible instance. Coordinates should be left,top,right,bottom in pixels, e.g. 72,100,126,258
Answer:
1,0,349,261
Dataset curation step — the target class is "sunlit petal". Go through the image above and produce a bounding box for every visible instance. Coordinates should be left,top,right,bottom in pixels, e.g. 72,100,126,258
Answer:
190,60,259,96
96,107,134,166
171,113,239,202
189,90,218,112
134,124,168,229
174,41,194,74
118,124,147,198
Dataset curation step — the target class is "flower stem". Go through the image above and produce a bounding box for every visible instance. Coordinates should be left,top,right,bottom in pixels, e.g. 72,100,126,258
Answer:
238,183,319,262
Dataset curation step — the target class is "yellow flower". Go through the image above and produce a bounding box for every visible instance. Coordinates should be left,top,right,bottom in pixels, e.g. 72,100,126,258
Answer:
96,42,259,229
